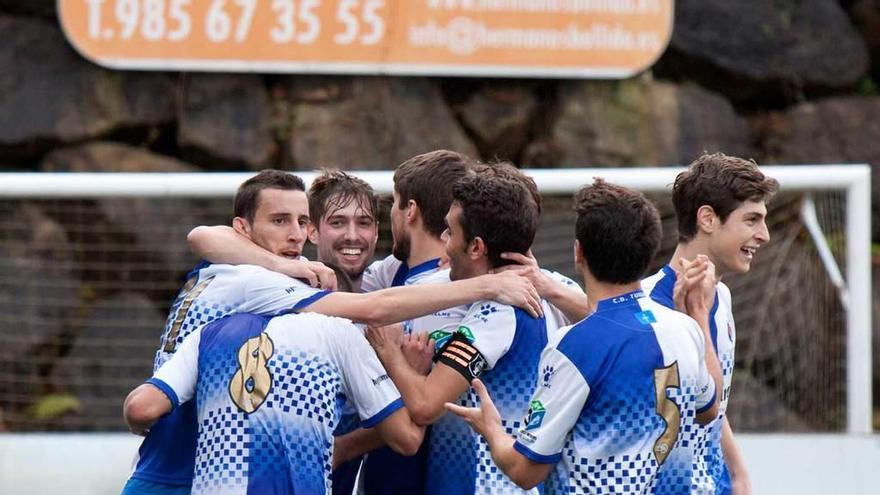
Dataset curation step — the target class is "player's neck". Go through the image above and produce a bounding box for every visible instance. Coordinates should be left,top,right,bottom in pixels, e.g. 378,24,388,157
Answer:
581,269,642,313
406,233,445,268
670,240,721,279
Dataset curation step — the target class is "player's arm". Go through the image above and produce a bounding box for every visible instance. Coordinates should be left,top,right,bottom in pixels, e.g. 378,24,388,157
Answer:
371,408,425,456
123,383,173,436
722,417,752,495
366,323,473,425
500,252,589,322
303,270,542,325
123,330,201,435
446,379,553,489
187,225,335,289
675,256,722,423
333,428,385,468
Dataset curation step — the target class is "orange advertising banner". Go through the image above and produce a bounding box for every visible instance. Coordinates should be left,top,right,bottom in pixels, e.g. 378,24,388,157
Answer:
59,0,674,78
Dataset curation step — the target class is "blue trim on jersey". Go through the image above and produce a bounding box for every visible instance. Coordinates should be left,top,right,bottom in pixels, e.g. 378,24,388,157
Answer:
513,441,561,464
131,400,198,486
593,289,646,312
651,265,721,352
146,378,180,410
184,260,210,282
292,290,332,310
361,397,404,428
696,391,717,414
391,258,441,287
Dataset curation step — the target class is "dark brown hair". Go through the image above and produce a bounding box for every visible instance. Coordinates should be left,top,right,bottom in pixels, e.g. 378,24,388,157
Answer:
308,169,377,229
452,173,539,268
673,153,779,242
234,170,306,223
393,150,473,238
471,161,541,214
575,179,661,284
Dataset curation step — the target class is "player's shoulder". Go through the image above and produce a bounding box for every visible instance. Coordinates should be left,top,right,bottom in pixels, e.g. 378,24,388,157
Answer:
641,264,674,296
412,267,451,286
540,268,583,292
361,255,401,291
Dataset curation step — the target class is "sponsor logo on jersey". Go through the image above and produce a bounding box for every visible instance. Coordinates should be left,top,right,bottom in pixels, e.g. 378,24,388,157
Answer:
519,430,537,444
476,304,498,322
372,374,390,386
429,330,454,350
284,286,298,294
524,400,546,430
457,326,476,342
542,366,556,389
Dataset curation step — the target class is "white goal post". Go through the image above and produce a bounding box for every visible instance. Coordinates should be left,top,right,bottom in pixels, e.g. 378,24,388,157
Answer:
0,164,872,433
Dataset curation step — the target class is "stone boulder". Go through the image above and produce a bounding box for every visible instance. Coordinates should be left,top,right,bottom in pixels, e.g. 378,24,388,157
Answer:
40,143,214,306
524,77,754,168
178,74,276,170
452,82,540,162
51,292,161,430
0,0,55,17
0,16,175,157
285,77,479,169
657,0,869,104
849,0,880,82
756,95,880,240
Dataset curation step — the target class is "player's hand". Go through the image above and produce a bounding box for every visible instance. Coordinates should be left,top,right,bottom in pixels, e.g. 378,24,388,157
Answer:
679,255,716,318
283,259,338,291
445,379,503,440
486,270,542,318
402,332,435,375
499,251,555,298
365,323,405,358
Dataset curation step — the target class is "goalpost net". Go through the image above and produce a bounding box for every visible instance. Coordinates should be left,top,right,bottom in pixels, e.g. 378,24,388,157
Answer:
0,166,871,433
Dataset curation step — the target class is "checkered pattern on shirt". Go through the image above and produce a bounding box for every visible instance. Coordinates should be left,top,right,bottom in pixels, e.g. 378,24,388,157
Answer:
154,299,233,371
192,405,249,493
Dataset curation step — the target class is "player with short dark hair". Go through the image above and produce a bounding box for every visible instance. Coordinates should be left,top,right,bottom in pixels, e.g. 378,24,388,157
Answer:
447,179,722,494
642,153,778,494
366,171,547,495
120,169,541,495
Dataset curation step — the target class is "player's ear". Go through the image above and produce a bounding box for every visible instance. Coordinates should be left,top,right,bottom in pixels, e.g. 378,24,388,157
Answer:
696,205,718,234
405,199,419,225
468,236,486,260
308,225,320,245
232,216,253,240
573,240,585,267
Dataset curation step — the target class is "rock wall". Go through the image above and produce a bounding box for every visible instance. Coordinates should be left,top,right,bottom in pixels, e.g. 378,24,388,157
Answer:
1,1,879,431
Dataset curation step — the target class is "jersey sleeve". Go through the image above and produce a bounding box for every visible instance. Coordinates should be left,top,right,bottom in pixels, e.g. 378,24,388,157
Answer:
333,320,403,427
513,346,589,463
687,317,717,413
150,329,202,410
360,257,399,293
434,301,517,382
541,269,585,329
239,267,331,316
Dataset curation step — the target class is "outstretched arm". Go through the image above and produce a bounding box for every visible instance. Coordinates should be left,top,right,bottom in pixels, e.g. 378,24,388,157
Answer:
445,379,553,489
187,225,336,289
304,270,542,326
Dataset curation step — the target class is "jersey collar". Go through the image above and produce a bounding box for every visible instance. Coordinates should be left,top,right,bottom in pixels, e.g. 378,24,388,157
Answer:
594,289,646,313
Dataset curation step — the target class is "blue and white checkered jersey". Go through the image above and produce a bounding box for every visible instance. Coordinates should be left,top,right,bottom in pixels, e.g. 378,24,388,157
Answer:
513,290,716,495
408,268,582,339
427,299,547,495
357,255,442,495
642,265,736,494
149,312,404,495
132,262,330,487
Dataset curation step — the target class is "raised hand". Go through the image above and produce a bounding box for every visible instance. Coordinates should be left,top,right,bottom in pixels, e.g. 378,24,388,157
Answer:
365,322,405,358
444,379,503,440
